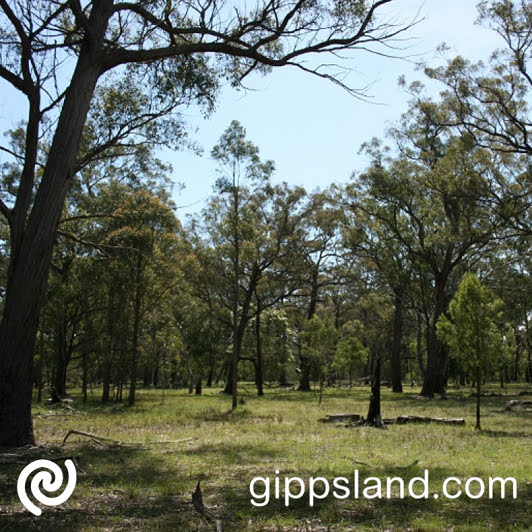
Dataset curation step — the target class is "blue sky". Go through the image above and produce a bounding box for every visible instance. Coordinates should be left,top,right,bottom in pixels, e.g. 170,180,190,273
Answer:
165,0,503,218
0,0,503,219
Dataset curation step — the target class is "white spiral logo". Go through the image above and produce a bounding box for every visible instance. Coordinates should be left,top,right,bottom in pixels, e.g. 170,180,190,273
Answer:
17,459,77,516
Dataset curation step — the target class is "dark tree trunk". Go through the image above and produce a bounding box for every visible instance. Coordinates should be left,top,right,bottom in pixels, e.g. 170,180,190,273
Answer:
298,347,312,392
222,360,233,394
299,267,319,392
367,356,384,428
127,254,143,407
195,377,202,395
278,333,288,386
36,324,45,404
475,367,481,430
229,264,260,407
255,295,264,397
421,276,449,397
82,349,88,403
143,366,150,387
416,311,426,377
0,10,110,444
53,319,68,397
391,291,404,393
102,289,114,403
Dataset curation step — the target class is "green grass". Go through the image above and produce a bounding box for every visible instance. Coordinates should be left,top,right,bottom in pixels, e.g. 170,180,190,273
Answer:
0,384,531,531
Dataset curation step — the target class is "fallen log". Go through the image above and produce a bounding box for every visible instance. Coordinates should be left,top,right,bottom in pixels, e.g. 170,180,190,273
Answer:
319,413,363,423
335,414,466,428
505,400,532,411
396,416,465,425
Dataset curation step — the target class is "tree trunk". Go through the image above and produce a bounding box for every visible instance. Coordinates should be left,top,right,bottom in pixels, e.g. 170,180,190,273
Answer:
367,356,384,427
298,349,312,392
416,310,426,377
222,360,233,394
475,366,481,430
53,319,68,397
127,254,143,407
421,276,449,397
390,291,404,393
255,296,264,397
36,323,45,404
279,333,288,386
195,377,202,395
0,13,110,444
102,289,115,403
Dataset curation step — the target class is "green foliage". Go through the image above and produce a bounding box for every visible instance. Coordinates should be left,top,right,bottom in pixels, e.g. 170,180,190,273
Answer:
333,320,369,377
437,273,510,376
300,315,338,375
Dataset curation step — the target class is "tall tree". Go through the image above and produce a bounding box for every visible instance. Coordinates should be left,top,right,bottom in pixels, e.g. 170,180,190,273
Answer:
0,0,416,446
347,128,504,397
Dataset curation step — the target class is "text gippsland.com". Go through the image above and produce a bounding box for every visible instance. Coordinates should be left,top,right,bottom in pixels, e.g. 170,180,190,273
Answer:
249,470,517,507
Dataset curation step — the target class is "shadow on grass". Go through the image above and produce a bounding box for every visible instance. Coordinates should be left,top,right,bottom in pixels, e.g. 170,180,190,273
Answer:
0,444,211,532
219,464,531,531
480,429,532,439
1,444,530,531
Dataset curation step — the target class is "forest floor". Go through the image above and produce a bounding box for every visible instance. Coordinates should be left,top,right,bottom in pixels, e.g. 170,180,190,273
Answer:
0,384,531,531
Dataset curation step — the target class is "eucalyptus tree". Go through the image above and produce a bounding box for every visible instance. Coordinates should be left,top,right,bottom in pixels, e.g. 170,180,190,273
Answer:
413,0,532,237
201,125,307,405
99,186,181,406
343,191,412,392
290,190,343,391
0,0,417,445
209,120,274,408
348,123,504,397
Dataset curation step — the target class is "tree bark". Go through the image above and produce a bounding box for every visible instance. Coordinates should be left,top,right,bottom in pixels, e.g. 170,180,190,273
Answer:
421,275,449,397
367,356,384,427
195,377,202,395
475,366,481,430
255,295,264,397
390,291,404,393
128,254,143,407
0,6,110,444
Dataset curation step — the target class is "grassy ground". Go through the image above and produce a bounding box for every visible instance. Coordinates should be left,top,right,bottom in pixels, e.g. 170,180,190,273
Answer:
0,384,531,531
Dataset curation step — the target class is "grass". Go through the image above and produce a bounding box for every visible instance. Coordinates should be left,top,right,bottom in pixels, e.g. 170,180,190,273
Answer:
0,384,531,531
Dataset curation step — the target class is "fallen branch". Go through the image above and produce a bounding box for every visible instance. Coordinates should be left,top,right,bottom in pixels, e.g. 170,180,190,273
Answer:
331,414,466,427
191,481,222,532
319,413,363,423
396,416,465,425
505,400,532,411
62,430,110,446
62,430,197,447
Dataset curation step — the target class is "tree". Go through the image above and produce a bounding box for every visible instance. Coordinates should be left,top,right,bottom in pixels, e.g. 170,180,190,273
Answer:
200,125,307,406
333,320,369,387
346,105,505,397
0,0,416,446
300,315,338,403
437,273,509,430
418,1,532,237
343,192,411,392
